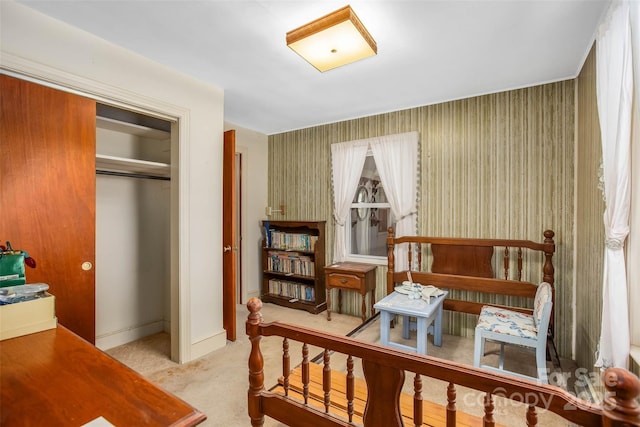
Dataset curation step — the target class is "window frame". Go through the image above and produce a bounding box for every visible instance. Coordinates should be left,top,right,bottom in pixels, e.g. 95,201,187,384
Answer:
344,155,393,265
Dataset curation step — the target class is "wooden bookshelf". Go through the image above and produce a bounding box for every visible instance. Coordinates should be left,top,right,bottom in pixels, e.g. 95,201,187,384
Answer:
261,220,326,314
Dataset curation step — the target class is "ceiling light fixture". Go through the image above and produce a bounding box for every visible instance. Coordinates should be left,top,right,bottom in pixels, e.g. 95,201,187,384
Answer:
286,5,377,72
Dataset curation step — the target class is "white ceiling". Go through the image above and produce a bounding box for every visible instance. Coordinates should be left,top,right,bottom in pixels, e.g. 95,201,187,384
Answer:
17,0,610,135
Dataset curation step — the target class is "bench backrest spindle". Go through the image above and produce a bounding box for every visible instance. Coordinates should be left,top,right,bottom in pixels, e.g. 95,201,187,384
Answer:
517,248,523,281
503,246,509,280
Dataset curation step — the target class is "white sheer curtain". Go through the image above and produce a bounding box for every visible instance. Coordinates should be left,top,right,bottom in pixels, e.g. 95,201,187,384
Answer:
370,132,419,270
330,140,369,263
628,0,640,358
595,1,633,369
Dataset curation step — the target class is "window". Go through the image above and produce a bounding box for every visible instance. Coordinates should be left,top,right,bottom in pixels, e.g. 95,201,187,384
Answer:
330,131,418,268
346,155,395,262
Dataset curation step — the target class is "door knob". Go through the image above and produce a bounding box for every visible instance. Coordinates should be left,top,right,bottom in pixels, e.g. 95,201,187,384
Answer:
223,245,232,252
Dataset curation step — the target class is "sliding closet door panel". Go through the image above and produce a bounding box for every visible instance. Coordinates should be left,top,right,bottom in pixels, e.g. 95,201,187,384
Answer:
0,75,96,343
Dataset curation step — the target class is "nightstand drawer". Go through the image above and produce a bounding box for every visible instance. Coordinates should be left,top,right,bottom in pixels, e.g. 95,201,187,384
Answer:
327,273,361,290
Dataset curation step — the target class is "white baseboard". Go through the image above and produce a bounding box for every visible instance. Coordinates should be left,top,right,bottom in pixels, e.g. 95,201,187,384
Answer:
630,345,640,366
190,329,227,360
96,320,165,350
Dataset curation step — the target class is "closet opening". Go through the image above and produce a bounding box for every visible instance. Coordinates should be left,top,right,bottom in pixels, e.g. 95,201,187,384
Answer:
95,102,173,361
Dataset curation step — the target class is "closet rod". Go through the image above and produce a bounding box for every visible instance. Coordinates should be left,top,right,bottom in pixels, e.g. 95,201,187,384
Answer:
96,170,170,181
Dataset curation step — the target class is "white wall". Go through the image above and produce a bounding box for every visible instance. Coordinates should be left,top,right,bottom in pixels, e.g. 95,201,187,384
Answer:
1,1,226,362
224,122,269,302
96,174,171,349
95,126,171,350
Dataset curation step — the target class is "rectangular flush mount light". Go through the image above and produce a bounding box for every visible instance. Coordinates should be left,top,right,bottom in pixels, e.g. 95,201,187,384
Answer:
286,5,377,72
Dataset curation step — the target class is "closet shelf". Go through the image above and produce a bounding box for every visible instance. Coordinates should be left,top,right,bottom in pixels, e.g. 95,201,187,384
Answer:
96,154,170,177
96,116,170,140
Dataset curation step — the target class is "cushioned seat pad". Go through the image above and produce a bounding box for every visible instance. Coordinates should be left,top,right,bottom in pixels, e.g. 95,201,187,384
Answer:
476,306,537,339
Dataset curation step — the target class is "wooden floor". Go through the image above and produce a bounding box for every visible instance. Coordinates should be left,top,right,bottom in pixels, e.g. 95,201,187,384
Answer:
271,362,504,427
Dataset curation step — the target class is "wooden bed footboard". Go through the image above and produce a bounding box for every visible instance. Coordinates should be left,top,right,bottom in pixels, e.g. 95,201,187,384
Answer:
386,228,556,338
247,298,640,427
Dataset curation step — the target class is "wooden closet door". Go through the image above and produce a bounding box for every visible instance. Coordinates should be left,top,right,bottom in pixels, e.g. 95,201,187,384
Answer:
0,75,96,343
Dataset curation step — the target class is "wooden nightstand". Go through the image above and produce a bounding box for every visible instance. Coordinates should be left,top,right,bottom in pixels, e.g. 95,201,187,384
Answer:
324,262,377,322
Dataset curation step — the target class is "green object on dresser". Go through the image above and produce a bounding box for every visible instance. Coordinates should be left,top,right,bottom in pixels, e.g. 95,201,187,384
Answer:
0,242,31,287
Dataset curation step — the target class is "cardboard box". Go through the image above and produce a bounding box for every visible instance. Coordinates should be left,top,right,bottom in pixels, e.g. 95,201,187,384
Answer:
0,293,57,340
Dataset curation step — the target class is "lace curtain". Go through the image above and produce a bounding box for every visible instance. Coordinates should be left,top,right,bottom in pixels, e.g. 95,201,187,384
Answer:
330,140,369,263
370,132,419,270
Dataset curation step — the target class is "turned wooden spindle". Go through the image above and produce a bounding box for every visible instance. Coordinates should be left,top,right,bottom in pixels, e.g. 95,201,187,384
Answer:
601,367,640,426
446,382,457,427
526,404,538,427
483,392,495,427
503,246,510,280
413,373,423,427
247,298,265,427
387,227,396,295
282,338,290,396
323,349,331,413
517,247,523,281
346,355,355,423
542,229,556,338
542,229,556,286
302,343,309,404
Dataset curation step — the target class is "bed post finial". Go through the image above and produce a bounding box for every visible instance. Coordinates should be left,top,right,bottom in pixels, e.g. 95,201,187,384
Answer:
387,227,396,295
601,367,640,426
247,298,265,426
542,230,555,284
542,230,555,338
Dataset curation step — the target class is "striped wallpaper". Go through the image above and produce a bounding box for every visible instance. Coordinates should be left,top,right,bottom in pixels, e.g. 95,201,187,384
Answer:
268,79,578,358
575,45,606,371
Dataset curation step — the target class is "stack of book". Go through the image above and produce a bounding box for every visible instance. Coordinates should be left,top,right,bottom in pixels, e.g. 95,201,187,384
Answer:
267,251,314,276
269,231,318,252
267,279,315,302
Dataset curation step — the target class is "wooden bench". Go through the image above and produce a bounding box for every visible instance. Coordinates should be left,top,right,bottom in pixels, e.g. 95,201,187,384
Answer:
385,228,560,368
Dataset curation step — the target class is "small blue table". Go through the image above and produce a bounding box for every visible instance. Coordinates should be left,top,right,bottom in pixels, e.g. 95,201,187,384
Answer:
374,290,448,355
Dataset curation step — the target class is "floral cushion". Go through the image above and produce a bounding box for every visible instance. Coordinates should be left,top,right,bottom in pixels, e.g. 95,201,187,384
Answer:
477,305,537,339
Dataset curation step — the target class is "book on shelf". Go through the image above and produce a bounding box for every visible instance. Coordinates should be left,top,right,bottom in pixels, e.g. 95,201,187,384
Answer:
264,220,271,247
268,230,318,252
266,251,314,276
267,279,315,302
